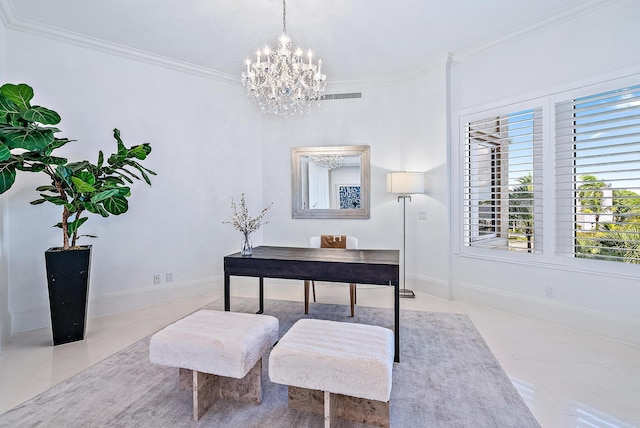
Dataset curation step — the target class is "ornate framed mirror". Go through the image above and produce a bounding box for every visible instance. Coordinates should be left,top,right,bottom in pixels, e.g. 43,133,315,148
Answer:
291,145,370,219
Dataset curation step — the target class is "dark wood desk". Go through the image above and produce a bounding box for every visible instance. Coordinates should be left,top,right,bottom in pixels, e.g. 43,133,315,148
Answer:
224,246,401,362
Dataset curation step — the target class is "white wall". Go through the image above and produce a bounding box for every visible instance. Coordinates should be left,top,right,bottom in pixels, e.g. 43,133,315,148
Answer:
261,66,449,295
0,16,10,349
399,62,450,296
261,81,403,252
4,30,263,333
450,0,640,344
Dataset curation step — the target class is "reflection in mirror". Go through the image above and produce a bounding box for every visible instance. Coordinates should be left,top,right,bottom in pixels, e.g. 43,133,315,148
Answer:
292,146,370,219
302,154,361,209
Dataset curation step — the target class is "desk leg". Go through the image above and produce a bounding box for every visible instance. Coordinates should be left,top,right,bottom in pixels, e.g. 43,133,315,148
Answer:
394,280,400,363
258,277,264,314
224,272,230,311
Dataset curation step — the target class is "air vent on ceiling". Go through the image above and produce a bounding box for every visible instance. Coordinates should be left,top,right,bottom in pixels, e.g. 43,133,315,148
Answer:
320,92,362,101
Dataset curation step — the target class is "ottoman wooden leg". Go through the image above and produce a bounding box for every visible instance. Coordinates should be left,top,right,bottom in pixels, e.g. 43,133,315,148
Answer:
288,386,390,428
178,359,263,421
324,391,338,428
178,368,222,421
341,393,390,427
194,370,221,420
220,358,263,404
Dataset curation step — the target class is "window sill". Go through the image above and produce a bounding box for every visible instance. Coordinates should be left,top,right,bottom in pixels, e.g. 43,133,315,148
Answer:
456,248,640,281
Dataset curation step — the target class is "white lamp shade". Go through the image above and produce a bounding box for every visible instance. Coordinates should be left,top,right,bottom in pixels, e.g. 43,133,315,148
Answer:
386,171,425,194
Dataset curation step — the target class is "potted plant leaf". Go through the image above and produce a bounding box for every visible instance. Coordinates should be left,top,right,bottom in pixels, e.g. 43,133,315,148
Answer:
0,83,156,345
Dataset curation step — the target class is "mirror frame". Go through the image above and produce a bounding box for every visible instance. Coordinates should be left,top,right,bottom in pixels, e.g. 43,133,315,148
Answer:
291,145,370,219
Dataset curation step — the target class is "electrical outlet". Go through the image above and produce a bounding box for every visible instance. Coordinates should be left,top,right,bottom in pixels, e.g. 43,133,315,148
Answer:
166,273,173,282
153,274,161,284
545,286,554,298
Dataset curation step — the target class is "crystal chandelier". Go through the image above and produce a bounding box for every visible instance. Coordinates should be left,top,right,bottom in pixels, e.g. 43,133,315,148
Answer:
241,0,327,116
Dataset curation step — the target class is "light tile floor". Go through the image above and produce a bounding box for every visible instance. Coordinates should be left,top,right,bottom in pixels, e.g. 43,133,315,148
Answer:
1,280,639,427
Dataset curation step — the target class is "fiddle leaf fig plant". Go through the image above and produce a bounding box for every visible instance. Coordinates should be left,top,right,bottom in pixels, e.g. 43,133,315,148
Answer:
0,82,156,250
0,83,68,192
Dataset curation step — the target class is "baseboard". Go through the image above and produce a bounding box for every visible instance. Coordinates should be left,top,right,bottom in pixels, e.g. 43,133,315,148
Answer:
0,310,11,351
407,274,450,299
10,276,223,334
88,276,222,318
454,280,640,347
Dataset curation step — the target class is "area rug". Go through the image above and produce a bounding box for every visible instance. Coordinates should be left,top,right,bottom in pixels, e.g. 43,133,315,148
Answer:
0,298,540,427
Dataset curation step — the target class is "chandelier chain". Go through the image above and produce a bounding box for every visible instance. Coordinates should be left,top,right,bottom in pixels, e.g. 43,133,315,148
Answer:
282,0,286,34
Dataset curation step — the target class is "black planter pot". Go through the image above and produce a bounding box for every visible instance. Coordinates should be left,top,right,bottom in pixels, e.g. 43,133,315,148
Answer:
45,245,92,345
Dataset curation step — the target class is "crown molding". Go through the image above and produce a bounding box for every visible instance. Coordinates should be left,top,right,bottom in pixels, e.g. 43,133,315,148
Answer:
0,0,239,85
328,0,613,85
453,0,615,64
0,0,11,27
0,0,616,86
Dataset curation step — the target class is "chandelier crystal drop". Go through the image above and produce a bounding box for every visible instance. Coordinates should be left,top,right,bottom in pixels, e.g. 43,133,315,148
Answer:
241,0,327,116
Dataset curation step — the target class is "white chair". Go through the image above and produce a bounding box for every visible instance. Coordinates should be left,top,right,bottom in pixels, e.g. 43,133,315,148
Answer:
305,235,359,317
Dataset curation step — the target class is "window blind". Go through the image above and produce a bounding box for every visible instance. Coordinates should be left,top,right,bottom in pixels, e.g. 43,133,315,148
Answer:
555,84,640,263
463,108,543,253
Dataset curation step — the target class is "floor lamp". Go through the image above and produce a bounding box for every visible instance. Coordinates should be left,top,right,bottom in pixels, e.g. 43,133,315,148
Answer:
386,171,425,298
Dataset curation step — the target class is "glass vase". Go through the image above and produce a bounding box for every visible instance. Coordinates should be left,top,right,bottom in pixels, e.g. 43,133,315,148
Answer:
241,232,253,256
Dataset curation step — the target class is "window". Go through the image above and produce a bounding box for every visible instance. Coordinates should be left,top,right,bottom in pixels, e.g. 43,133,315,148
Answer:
463,108,543,253
556,84,640,263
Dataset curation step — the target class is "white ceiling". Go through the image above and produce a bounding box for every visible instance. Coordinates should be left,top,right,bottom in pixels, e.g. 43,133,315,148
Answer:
2,0,605,82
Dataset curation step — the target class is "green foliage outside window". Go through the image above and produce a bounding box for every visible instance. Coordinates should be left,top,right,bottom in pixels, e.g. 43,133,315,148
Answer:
575,175,640,263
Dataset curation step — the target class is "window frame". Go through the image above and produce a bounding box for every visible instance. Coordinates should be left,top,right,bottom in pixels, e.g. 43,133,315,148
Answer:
459,102,543,257
454,72,640,279
552,76,640,271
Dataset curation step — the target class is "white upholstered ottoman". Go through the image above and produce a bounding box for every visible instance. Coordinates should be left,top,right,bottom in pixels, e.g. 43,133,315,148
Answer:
269,319,394,427
149,310,279,420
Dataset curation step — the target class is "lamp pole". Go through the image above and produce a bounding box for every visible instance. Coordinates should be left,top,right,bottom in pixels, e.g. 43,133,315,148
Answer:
398,194,415,298
386,171,424,299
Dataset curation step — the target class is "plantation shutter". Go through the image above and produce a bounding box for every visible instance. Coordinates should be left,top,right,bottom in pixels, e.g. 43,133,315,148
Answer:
463,108,543,253
555,84,640,263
